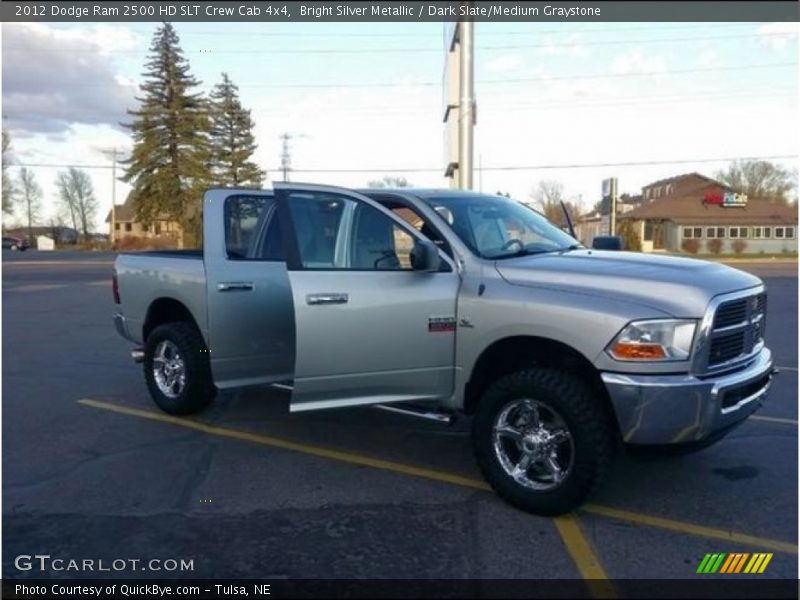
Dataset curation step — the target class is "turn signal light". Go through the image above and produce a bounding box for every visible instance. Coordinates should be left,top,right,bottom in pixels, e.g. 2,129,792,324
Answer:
610,342,666,360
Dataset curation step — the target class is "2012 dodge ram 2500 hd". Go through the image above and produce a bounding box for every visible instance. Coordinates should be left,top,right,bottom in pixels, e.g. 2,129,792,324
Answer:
113,183,775,514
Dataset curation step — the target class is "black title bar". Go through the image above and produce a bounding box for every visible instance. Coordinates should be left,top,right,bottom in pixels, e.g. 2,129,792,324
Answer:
1,1,798,23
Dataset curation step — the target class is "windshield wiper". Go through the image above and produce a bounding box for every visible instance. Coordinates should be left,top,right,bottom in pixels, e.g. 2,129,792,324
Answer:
493,248,550,259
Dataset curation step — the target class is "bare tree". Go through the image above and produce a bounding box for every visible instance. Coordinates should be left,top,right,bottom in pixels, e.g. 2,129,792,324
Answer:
715,160,797,204
18,168,42,244
49,214,68,244
55,167,97,239
529,180,579,227
367,176,411,189
2,132,16,216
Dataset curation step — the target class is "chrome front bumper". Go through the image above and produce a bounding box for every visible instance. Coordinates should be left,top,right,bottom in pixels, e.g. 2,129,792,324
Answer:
602,347,774,445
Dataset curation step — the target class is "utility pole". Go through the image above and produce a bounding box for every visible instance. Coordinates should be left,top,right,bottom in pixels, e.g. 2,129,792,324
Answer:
458,20,475,190
279,133,291,182
279,133,308,182
99,147,121,245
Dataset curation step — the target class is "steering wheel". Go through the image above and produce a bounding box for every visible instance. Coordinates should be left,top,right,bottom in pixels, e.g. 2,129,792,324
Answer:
501,238,525,251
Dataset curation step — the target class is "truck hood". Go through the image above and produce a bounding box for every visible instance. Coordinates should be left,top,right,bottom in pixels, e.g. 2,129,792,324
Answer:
494,250,762,317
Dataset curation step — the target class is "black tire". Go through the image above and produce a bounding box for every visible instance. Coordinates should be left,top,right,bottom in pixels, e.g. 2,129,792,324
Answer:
144,322,216,415
472,368,615,515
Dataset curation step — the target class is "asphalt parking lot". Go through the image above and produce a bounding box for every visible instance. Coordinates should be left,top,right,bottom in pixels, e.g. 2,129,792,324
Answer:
2,251,797,591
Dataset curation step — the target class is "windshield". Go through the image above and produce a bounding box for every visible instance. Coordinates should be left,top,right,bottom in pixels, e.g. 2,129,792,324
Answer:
420,194,580,259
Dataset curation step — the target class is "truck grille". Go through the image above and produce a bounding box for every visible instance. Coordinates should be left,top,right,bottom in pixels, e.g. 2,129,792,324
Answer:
707,292,766,369
713,299,748,329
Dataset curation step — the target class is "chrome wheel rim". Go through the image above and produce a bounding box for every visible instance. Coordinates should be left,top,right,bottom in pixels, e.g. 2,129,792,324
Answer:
152,340,187,398
492,399,574,491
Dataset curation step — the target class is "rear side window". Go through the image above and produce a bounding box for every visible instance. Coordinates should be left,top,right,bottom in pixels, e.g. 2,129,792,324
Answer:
224,195,271,259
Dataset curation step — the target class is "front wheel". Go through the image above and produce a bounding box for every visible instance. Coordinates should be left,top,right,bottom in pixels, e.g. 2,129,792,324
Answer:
144,322,216,415
472,368,615,515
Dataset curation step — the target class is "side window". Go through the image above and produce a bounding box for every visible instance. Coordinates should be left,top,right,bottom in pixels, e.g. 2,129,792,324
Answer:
351,203,414,270
286,192,350,269
284,191,417,270
390,205,452,256
224,195,271,260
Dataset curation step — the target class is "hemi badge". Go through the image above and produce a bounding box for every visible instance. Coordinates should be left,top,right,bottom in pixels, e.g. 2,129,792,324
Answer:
428,316,456,333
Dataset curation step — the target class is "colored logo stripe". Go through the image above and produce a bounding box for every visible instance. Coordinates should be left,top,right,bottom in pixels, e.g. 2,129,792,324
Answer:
698,553,773,574
719,554,736,573
721,553,749,573
697,553,726,573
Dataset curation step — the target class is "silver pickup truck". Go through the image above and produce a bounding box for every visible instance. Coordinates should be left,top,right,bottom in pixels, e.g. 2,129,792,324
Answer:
113,183,775,514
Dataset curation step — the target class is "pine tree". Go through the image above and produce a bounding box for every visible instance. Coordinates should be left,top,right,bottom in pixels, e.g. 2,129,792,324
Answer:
122,23,211,247
209,73,265,188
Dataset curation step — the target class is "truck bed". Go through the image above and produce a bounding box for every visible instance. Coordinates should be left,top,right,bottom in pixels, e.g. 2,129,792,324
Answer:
114,251,207,345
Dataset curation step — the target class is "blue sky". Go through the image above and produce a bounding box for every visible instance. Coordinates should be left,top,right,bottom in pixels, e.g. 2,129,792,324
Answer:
2,21,797,230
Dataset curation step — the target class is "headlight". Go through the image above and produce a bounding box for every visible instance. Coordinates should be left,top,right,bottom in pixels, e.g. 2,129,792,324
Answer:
607,319,697,361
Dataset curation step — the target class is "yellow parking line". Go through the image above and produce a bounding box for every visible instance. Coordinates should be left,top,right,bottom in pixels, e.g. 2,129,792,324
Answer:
77,398,611,591
5,283,66,292
77,398,490,490
750,415,798,426
553,515,616,597
582,504,797,555
77,398,797,561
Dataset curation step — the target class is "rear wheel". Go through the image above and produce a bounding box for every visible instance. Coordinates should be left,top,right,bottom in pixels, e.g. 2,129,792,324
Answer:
10,244,18,251
144,322,216,415
472,368,615,515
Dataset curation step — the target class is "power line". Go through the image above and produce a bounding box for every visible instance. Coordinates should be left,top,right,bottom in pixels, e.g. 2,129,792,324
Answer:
267,155,800,173
30,61,797,89
174,23,760,38
6,31,795,54
9,163,115,169
239,88,798,116
481,62,798,84
11,154,795,173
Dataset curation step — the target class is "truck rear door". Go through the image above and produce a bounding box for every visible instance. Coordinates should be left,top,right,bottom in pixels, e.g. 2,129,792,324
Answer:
274,182,460,412
203,189,296,389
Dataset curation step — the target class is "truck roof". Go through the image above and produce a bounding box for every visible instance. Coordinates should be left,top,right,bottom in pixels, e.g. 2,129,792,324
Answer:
357,188,497,200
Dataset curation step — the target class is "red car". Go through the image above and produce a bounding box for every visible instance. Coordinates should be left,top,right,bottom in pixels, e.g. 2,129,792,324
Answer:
2,236,29,251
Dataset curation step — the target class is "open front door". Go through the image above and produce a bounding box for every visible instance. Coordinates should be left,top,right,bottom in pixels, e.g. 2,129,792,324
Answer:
274,183,461,412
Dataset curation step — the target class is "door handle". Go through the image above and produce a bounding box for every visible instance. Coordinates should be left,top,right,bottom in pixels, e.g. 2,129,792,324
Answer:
217,282,254,292
306,293,349,305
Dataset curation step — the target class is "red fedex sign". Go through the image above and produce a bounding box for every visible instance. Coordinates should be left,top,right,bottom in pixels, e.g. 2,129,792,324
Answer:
704,190,748,207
